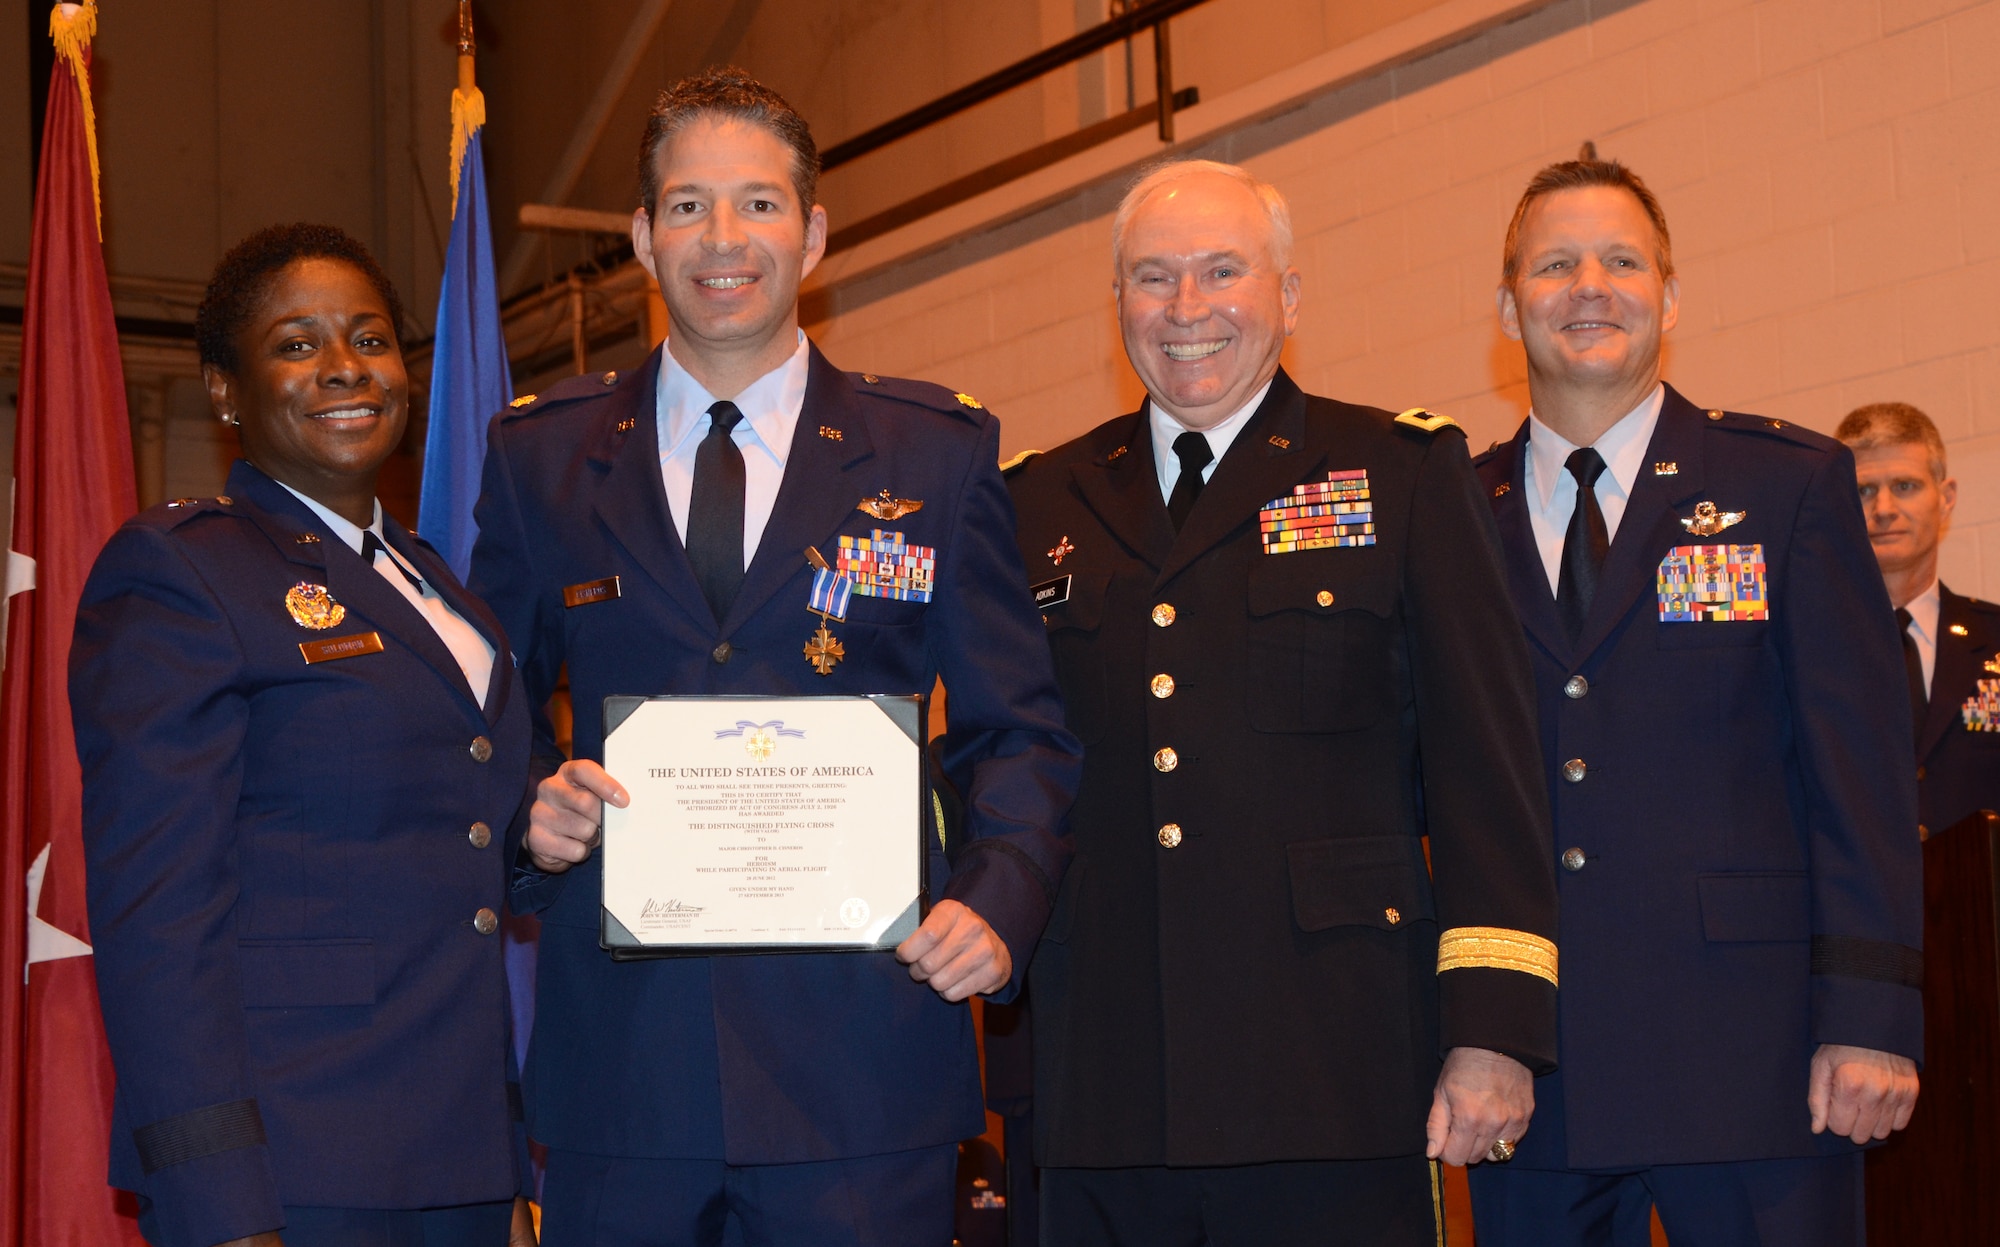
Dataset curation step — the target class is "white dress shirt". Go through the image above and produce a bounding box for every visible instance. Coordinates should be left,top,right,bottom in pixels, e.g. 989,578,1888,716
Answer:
1149,378,1274,505
279,484,495,708
1522,384,1667,595
657,331,811,568
1902,578,1941,692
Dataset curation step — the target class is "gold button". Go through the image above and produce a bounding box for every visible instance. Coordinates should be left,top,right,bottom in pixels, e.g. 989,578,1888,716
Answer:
1562,847,1587,872
473,907,499,935
1157,823,1183,848
215,495,233,505
1315,590,1334,607
602,371,618,385
1152,603,1176,627
469,822,492,849
1706,409,1724,421
1919,824,1931,841
863,373,881,384
1153,747,1178,772
1150,673,1175,698
1562,758,1586,783
470,736,493,763
1564,675,1589,699
712,642,733,664
1385,906,1401,924
1916,765,1926,781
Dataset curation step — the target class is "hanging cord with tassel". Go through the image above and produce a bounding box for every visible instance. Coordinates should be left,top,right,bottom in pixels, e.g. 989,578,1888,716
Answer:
48,0,104,239
449,0,484,217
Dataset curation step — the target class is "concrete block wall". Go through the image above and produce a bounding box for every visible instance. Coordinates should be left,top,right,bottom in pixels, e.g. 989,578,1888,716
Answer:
807,0,2000,599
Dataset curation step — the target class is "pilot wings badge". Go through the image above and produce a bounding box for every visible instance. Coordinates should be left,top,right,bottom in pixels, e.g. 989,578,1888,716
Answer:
1680,501,1747,537
858,489,923,521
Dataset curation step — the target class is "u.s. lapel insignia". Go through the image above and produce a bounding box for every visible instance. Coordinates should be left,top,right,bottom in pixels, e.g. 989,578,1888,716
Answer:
1984,656,2000,675
285,582,346,630
1681,501,1747,537
1950,623,1970,637
1048,535,1075,566
859,489,923,521
1653,462,1679,476
819,425,844,442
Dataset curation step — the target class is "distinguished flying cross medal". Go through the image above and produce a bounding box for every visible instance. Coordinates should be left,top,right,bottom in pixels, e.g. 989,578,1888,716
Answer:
285,582,346,630
802,547,851,675
1259,470,1376,553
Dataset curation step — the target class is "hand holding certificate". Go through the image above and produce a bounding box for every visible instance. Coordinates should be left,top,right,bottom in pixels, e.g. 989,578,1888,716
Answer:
599,695,926,956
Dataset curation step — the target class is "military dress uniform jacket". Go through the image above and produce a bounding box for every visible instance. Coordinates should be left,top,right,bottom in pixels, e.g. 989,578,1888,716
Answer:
467,342,1080,1165
1918,585,2000,835
70,460,532,1247
1006,371,1559,1168
1471,385,1925,1170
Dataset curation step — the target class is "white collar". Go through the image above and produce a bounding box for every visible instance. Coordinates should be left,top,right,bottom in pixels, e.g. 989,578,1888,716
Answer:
658,331,810,463
1526,383,1666,509
1148,378,1274,481
277,481,383,557
1904,579,1941,644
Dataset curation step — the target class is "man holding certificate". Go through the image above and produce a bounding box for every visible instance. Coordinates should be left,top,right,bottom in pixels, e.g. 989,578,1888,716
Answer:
467,69,1080,1247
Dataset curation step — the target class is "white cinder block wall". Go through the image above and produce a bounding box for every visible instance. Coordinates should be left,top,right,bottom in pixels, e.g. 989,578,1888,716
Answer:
807,0,2000,599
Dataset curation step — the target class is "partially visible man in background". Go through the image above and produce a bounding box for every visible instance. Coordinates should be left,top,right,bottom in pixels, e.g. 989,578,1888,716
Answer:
1836,402,2000,836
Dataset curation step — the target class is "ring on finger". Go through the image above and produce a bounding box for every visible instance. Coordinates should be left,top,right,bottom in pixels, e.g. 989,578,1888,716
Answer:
1488,1138,1516,1163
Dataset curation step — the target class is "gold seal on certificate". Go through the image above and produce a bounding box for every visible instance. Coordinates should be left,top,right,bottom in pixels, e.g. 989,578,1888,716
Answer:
599,695,926,957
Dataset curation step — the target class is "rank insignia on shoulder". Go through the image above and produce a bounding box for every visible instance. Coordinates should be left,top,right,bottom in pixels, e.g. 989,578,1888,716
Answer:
1260,470,1375,553
285,582,346,630
1680,501,1746,536
1394,407,1459,433
954,392,984,409
836,530,936,602
1657,544,1768,622
509,394,537,408
999,447,1041,474
1984,656,2000,675
1965,679,2000,732
859,489,923,521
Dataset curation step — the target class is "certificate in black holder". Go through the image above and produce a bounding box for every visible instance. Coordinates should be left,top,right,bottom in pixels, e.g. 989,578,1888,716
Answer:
599,694,926,959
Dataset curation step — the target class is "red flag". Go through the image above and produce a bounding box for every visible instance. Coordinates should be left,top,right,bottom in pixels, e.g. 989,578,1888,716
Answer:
0,3,145,1243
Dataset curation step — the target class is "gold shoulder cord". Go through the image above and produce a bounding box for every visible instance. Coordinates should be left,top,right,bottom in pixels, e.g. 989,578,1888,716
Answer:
1436,926,1558,986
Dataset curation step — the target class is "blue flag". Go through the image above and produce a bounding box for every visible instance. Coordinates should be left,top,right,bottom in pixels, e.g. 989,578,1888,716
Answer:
417,121,510,578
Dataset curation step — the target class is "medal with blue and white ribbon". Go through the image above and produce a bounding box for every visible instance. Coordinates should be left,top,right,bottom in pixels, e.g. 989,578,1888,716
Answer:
802,546,851,675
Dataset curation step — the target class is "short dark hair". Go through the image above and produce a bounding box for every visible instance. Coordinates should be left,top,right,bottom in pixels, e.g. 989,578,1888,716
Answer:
636,66,819,220
1501,142,1674,283
1836,401,1948,481
196,223,404,372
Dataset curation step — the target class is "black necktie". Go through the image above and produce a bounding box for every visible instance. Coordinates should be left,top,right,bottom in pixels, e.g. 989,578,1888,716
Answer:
1166,431,1214,532
1555,447,1609,641
1896,608,1927,736
687,400,747,623
361,530,423,592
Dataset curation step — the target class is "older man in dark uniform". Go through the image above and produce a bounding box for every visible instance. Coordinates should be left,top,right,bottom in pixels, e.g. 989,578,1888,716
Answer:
468,70,1078,1247
1005,159,1559,1246
1466,152,1923,1247
1835,402,2000,836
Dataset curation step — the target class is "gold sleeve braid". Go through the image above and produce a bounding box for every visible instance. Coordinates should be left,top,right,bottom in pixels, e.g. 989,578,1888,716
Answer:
1436,927,1558,986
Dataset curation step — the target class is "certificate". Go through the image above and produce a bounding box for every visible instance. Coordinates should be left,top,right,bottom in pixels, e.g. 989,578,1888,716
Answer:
599,695,926,957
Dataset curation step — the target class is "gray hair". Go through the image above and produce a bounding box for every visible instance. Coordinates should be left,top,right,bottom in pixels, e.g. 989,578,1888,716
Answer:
1111,159,1295,273
1835,402,1949,482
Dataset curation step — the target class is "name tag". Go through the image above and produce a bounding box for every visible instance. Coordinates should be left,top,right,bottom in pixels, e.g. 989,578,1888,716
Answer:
564,576,622,608
299,631,385,664
1031,575,1072,608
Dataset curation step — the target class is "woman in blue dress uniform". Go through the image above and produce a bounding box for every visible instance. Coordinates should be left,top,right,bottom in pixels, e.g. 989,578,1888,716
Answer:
70,224,536,1247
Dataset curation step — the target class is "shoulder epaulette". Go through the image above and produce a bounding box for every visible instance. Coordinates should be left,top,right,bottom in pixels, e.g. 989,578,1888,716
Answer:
154,494,241,530
1701,408,1837,452
501,369,622,419
1000,448,1042,477
1393,407,1461,435
850,371,986,418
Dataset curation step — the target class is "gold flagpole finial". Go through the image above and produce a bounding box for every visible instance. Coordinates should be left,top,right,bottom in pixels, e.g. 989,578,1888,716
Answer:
457,0,476,55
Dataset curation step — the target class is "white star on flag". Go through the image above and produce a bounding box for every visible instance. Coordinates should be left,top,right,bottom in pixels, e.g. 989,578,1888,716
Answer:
25,842,92,983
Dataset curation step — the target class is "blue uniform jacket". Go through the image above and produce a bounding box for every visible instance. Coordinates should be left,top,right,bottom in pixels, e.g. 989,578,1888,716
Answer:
1918,585,2000,835
70,460,532,1247
467,342,1080,1165
1472,386,1924,1169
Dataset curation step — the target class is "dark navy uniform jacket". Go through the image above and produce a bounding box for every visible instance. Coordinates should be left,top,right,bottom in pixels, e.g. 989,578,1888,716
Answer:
467,343,1079,1165
1472,385,1924,1170
1918,585,2000,835
71,460,531,1247
1007,372,1559,1167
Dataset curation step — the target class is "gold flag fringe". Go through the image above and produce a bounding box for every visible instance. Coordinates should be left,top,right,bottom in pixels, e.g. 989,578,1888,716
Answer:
449,85,486,218
48,0,104,240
